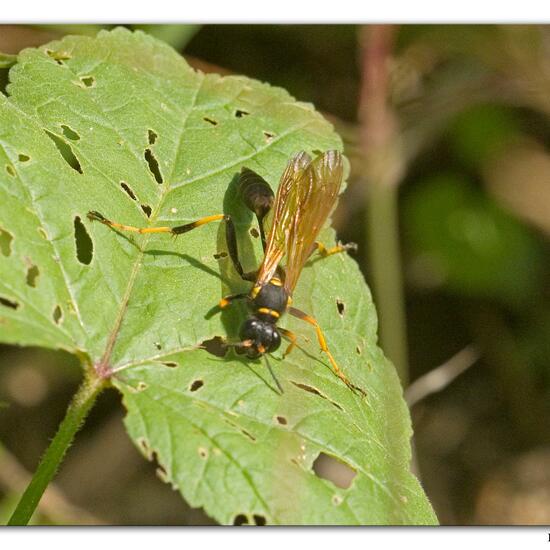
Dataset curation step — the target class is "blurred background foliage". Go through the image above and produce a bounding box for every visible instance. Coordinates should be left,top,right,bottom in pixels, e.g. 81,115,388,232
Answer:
1,24,549,525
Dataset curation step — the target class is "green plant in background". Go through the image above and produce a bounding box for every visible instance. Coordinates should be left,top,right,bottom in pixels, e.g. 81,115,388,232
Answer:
403,173,545,307
0,28,436,525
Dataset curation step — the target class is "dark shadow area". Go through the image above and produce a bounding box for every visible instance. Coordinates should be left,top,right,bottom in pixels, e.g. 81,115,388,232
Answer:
145,249,226,283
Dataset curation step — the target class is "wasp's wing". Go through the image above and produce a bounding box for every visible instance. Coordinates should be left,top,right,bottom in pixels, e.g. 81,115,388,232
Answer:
254,152,312,289
282,150,343,293
254,150,344,294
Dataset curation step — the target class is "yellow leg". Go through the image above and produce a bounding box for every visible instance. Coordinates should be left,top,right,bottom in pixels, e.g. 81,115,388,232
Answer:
87,210,225,235
279,327,298,358
288,306,354,391
314,241,358,258
218,293,248,309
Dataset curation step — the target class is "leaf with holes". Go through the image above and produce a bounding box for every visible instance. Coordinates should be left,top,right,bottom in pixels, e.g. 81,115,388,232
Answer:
0,28,436,525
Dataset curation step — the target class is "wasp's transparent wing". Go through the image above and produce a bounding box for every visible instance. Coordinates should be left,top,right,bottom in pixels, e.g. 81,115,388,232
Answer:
282,150,343,293
254,150,343,294
253,152,311,288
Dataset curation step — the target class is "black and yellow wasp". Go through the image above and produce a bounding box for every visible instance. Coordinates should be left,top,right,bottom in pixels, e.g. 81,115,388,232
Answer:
88,150,357,391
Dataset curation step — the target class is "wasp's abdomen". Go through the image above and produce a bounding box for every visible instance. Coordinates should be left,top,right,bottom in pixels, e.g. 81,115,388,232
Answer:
239,168,274,218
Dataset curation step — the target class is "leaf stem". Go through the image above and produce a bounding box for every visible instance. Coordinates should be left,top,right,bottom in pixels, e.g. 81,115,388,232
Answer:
7,368,106,525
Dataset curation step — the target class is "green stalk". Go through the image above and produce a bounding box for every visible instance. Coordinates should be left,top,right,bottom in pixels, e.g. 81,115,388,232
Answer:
359,25,409,386
366,183,409,385
8,370,106,526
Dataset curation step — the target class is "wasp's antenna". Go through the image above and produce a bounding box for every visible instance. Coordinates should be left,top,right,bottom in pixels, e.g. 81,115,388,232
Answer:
264,355,284,394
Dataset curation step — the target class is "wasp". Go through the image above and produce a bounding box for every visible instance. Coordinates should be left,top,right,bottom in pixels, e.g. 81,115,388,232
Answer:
88,150,357,392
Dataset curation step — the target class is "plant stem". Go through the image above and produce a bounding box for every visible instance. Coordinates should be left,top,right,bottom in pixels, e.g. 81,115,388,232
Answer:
0,440,105,525
7,369,106,526
366,183,409,385
358,25,409,386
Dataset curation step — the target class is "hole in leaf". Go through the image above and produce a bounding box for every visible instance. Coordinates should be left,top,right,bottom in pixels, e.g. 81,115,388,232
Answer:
312,453,357,490
203,116,218,126
253,514,266,526
249,227,260,238
148,129,157,145
292,382,322,397
263,131,275,142
155,342,162,350
233,514,249,525
120,181,137,201
25,264,39,287
137,381,148,392
0,296,19,310
275,415,287,426
6,164,15,177
0,227,14,257
213,251,228,260
336,299,345,316
290,381,343,411
141,204,152,218
162,361,178,368
355,345,362,355
60,124,80,141
18,154,30,162
235,109,249,118
52,305,63,324
189,379,204,392
332,494,343,506
198,447,208,459
201,336,228,358
46,49,71,65
45,130,83,173
240,428,256,442
73,216,93,265
144,148,163,184
79,75,95,87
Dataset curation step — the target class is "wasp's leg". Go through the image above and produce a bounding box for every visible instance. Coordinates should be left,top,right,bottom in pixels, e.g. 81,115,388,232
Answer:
88,209,257,281
311,240,358,259
224,338,254,354
87,210,226,235
224,214,258,282
239,167,274,252
279,327,298,358
218,293,248,309
288,306,355,391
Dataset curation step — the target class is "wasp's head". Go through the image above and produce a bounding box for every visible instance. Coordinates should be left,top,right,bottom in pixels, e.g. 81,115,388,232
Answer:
239,317,281,358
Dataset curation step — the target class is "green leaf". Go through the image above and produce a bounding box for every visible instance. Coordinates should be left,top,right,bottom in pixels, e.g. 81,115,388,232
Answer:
0,28,436,525
0,53,17,70
448,104,521,169
403,173,545,308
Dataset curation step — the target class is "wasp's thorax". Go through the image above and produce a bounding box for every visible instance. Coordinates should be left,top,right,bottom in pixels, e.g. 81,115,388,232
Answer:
251,279,289,316
239,277,290,358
